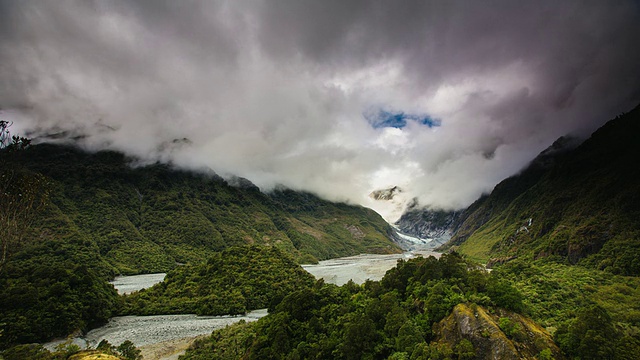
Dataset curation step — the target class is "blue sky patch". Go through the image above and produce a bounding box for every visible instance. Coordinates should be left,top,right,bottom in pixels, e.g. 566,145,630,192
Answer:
366,109,441,129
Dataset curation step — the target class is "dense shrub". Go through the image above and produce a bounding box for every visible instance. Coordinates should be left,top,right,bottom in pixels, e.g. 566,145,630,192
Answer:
121,245,315,316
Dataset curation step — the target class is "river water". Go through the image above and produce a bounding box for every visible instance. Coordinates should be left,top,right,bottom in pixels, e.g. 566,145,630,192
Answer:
45,250,440,359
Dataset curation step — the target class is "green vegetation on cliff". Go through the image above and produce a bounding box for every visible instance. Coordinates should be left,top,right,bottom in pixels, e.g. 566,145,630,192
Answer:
443,105,640,276
16,143,399,274
433,105,640,359
121,245,315,316
433,303,562,360
492,259,640,359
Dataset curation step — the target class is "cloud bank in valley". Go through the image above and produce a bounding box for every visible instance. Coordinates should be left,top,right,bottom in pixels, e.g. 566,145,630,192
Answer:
1,0,639,221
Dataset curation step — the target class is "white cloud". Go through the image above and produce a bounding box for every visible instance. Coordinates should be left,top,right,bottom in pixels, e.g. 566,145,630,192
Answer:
0,0,639,221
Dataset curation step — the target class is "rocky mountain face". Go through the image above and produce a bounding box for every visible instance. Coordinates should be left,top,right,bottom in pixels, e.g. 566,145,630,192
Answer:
438,104,640,274
434,303,564,360
367,185,416,224
369,186,402,201
394,207,461,247
369,186,461,247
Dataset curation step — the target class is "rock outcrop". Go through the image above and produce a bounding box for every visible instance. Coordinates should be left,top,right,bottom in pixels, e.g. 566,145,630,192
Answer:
370,186,403,201
395,208,461,245
433,303,564,360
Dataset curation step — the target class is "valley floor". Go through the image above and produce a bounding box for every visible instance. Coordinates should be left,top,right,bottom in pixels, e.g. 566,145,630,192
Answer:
46,251,441,359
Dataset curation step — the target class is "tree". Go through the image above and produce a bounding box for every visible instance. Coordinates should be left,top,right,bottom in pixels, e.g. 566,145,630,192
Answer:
96,339,117,355
454,339,475,360
116,340,142,360
0,120,49,273
555,305,617,359
0,121,30,151
0,120,10,149
338,313,379,359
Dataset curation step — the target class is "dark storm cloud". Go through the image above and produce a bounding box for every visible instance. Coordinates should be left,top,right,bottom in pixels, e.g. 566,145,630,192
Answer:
0,0,638,221
258,1,640,126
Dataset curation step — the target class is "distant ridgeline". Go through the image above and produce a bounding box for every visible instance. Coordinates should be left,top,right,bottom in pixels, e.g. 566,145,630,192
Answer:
436,105,640,276
0,142,399,348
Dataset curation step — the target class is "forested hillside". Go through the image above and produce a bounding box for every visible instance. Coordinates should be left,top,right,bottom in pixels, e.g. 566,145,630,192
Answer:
179,253,640,360
441,105,640,275
0,142,399,349
14,143,400,274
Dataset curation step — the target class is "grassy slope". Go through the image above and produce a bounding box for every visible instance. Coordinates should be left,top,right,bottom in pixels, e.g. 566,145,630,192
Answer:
443,105,640,275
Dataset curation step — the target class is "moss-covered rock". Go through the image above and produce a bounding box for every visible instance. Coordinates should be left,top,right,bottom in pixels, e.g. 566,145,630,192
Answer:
69,351,121,360
433,303,564,360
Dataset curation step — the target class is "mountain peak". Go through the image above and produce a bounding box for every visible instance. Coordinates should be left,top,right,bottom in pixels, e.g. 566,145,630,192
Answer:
369,186,403,201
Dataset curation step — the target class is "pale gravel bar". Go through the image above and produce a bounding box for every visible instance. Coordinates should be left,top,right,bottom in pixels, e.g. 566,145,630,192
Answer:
44,309,268,352
109,273,167,295
303,250,441,285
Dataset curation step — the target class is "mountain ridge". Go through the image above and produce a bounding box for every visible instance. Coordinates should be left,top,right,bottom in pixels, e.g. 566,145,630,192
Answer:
438,104,640,275
13,143,401,274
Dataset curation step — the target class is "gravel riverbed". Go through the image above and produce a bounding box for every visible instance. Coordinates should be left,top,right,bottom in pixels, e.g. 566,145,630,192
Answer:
44,310,268,358
109,273,167,295
303,250,440,285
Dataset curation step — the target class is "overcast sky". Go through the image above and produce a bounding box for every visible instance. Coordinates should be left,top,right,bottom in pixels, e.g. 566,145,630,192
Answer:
1,0,639,221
